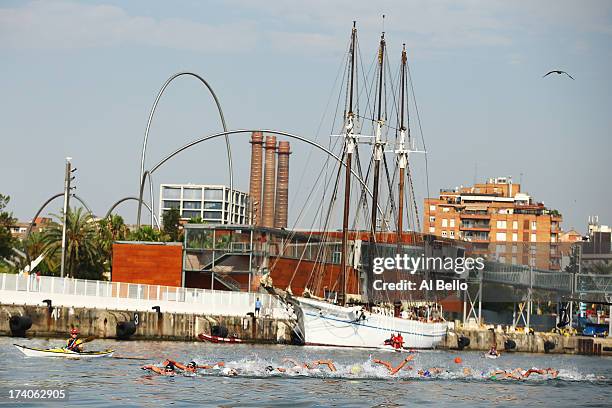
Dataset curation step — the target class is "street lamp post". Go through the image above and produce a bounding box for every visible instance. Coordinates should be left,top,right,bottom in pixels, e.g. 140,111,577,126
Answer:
59,158,76,278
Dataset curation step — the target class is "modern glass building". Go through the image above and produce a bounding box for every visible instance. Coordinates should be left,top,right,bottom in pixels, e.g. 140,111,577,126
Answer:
159,184,249,224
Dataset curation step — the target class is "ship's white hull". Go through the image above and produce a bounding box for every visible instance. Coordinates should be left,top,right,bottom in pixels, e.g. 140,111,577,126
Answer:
297,297,448,349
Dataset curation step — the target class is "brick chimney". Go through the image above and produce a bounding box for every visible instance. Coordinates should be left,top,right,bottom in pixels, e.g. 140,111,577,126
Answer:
248,132,264,225
262,135,277,228
274,141,291,229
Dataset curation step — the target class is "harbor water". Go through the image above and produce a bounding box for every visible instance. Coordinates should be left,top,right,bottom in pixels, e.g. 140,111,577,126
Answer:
1,337,611,407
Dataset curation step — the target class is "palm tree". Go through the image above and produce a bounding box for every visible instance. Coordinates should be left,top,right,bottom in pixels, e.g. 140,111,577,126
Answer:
43,207,103,279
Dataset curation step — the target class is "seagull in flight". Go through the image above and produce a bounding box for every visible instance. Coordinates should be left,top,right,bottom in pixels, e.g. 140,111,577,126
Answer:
543,70,574,80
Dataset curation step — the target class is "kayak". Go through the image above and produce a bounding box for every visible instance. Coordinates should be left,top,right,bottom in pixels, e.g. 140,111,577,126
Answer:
197,333,243,344
14,344,114,358
484,353,500,359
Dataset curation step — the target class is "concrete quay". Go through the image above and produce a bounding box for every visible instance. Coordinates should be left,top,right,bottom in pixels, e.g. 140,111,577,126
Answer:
0,303,293,343
443,327,612,356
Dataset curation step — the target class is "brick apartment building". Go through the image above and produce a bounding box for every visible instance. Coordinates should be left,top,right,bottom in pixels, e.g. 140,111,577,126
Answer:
424,177,563,270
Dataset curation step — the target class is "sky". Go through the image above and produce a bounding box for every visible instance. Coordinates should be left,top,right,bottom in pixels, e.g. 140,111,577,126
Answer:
0,0,611,232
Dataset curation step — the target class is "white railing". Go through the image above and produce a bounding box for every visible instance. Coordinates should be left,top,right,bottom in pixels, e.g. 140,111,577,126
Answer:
0,273,287,318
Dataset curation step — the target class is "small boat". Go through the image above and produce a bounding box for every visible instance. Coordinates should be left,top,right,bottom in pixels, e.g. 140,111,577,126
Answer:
197,333,243,344
377,344,414,353
15,344,114,358
484,353,501,359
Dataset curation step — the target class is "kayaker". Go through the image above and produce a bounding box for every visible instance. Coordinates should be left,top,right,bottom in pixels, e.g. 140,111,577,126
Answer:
372,354,415,375
142,361,176,376
487,345,500,357
66,328,84,352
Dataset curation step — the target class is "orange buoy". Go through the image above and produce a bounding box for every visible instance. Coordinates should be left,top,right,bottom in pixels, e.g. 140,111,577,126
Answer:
454,357,462,364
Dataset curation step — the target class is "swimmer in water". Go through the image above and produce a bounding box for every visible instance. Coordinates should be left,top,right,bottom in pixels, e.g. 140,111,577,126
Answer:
163,359,225,373
462,367,472,377
372,354,415,375
522,368,559,378
417,367,445,378
141,361,176,376
221,367,239,377
488,368,525,380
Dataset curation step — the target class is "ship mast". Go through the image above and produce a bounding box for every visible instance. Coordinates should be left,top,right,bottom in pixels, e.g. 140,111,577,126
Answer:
396,45,409,241
339,21,357,306
370,32,386,241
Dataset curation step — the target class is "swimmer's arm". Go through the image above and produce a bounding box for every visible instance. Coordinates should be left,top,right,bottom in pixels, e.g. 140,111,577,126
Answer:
390,355,415,375
313,360,337,372
142,365,163,374
372,359,393,372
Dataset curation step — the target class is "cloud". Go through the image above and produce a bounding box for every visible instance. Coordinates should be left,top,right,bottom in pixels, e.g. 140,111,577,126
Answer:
0,1,257,51
1,0,610,56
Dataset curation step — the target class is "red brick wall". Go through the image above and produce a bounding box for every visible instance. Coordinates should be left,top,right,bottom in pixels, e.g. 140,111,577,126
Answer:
112,243,183,287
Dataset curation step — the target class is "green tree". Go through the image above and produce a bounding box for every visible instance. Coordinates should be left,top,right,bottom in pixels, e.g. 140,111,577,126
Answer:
0,194,16,259
21,231,59,276
163,208,181,241
96,214,129,275
42,207,104,279
128,225,168,242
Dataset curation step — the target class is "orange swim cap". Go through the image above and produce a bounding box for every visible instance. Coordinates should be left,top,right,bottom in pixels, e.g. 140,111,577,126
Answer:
454,357,462,364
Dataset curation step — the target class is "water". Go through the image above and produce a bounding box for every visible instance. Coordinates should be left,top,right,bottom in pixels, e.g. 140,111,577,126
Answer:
1,337,611,407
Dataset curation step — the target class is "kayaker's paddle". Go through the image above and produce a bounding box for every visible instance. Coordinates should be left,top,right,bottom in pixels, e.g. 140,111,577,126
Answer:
81,336,96,344
112,355,153,361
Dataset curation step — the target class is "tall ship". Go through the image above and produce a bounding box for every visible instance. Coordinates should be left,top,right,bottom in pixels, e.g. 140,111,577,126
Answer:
262,22,450,349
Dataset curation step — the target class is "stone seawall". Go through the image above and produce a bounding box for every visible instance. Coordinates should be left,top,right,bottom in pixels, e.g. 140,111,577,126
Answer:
443,328,612,356
0,303,293,343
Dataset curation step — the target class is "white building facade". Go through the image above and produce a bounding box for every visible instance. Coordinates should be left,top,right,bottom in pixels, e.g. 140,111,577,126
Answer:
159,184,249,224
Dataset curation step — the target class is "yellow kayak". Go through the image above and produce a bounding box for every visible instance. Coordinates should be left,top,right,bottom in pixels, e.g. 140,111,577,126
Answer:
14,344,114,358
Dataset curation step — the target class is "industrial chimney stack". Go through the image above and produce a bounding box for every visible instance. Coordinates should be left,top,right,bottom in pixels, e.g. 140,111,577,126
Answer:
248,132,264,225
262,135,277,228
274,141,291,229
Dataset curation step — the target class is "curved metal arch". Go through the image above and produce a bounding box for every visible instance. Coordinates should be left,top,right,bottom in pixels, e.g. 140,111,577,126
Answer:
137,129,385,227
23,193,95,268
138,72,233,226
105,196,159,228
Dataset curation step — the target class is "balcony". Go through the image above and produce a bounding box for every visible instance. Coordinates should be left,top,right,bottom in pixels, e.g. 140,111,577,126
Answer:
460,212,490,220
460,222,490,231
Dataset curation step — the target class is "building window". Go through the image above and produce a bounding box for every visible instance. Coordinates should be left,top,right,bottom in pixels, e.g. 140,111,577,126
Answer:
551,234,557,243
163,187,181,199
204,202,222,210
443,207,450,212
450,219,455,228
512,244,518,253
203,211,222,220
513,221,518,230
163,200,180,209
430,205,436,211
182,210,201,219
512,256,517,265
499,256,506,264
450,231,455,238
429,227,435,233
496,220,507,229
183,201,201,210
183,188,202,200
512,233,518,242
496,232,507,241
204,189,223,200
442,219,448,227
531,233,537,242
531,221,537,230
442,231,447,237
429,216,436,223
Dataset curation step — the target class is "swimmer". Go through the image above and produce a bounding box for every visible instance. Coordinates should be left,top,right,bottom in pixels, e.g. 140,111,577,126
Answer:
221,367,238,377
164,359,225,373
488,368,524,380
522,367,559,378
309,359,337,372
141,361,176,376
462,367,472,377
373,354,415,375
417,367,445,378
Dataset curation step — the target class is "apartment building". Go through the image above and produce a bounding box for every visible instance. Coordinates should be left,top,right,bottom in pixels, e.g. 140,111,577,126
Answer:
424,177,563,270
